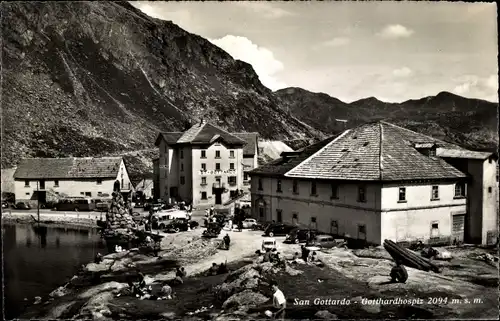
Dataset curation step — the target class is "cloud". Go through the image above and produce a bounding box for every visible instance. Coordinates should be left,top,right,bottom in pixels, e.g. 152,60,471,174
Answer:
321,37,351,47
392,67,413,78
452,74,498,101
209,35,287,90
233,2,294,19
378,24,414,39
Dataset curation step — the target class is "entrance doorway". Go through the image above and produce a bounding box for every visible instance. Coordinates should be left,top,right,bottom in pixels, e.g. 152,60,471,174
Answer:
452,214,465,243
215,192,222,205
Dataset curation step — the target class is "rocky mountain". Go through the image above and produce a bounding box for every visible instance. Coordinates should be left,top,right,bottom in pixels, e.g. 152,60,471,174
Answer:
276,87,498,152
1,1,323,179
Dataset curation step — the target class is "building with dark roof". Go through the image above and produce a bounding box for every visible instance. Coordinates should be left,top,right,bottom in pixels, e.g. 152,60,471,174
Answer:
249,121,498,245
154,120,258,206
13,157,133,206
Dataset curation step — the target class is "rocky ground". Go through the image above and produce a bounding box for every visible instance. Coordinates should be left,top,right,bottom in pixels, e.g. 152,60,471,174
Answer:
19,228,499,320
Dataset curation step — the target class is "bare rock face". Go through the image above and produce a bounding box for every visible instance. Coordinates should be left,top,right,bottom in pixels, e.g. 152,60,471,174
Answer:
1,1,323,176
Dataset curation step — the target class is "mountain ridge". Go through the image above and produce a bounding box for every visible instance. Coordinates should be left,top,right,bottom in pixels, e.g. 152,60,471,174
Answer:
275,87,499,152
1,1,323,179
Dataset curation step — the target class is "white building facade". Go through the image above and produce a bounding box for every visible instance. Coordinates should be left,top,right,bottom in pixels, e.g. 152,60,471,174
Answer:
249,122,498,245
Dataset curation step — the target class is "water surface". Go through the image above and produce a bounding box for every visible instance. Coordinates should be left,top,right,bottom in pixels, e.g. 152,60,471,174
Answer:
3,223,106,320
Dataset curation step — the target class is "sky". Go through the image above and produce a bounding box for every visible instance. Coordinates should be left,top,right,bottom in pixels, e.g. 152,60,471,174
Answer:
131,1,498,103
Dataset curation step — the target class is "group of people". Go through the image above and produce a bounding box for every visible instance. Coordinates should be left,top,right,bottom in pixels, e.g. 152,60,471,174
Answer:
255,248,286,268
296,245,318,263
208,262,229,276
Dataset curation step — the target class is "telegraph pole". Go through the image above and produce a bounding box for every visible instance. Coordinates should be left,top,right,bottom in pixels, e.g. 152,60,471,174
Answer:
37,181,40,224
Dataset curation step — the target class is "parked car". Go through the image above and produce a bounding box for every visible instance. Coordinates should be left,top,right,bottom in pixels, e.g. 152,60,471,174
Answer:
95,200,111,212
151,203,163,212
306,234,337,249
14,202,31,210
203,222,222,238
241,218,257,229
264,223,296,237
285,228,318,244
262,238,277,252
158,208,188,220
164,218,199,233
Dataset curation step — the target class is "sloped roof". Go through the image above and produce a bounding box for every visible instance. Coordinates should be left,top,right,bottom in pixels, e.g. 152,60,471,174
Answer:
156,122,246,146
14,157,123,179
248,134,341,176
234,133,259,156
284,121,467,181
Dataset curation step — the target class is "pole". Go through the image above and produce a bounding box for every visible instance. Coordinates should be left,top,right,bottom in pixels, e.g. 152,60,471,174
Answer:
37,181,40,224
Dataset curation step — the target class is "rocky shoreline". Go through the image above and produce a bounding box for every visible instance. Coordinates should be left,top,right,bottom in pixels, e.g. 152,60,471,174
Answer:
13,226,499,320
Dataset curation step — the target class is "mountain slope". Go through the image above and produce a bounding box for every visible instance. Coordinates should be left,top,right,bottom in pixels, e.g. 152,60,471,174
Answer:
276,88,498,152
1,1,323,178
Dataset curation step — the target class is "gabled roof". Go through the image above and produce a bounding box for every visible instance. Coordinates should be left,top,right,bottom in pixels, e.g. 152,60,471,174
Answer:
248,134,342,176
14,157,123,179
283,121,467,181
155,122,246,146
234,133,259,156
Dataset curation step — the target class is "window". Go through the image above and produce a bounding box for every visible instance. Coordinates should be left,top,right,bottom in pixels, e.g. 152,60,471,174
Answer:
488,186,492,193
244,173,249,181
229,150,235,158
310,217,317,229
55,192,59,195
181,163,184,172
358,186,366,202
25,180,29,187
292,213,298,220
259,207,264,218
215,150,221,158
180,176,185,185
429,149,436,157
85,192,92,197
201,177,207,185
54,180,59,187
215,163,221,171
331,220,339,235
398,187,406,202
277,180,282,192
331,183,339,199
431,185,439,200
180,150,184,159
430,221,439,238
96,179,102,185
230,163,235,170
228,176,237,186
201,163,206,171
292,180,298,194
201,191,207,200
311,181,317,195
80,192,85,195
25,192,30,195
454,183,465,197
311,217,317,223
201,150,206,158
258,178,263,190
97,192,102,196
276,209,283,223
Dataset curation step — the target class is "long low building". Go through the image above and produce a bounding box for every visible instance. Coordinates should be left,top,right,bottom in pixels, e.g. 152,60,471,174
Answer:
249,121,498,246
13,157,134,206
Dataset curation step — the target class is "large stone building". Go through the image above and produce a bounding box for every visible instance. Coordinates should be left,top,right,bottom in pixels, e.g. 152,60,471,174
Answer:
13,157,133,206
249,121,498,245
154,120,258,206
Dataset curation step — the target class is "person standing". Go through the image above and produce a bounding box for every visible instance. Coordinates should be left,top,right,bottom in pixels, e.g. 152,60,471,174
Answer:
223,233,231,250
270,281,286,320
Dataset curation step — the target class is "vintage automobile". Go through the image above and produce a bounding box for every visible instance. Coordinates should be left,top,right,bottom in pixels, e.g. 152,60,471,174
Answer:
285,228,318,244
241,218,257,229
164,218,199,233
306,234,338,249
261,238,277,252
13,202,31,210
202,222,222,238
157,208,188,220
263,223,296,237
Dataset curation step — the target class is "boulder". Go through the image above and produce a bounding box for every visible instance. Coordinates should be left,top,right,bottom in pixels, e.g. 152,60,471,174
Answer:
315,310,338,319
222,290,269,310
110,258,134,272
160,312,176,319
285,265,303,276
49,285,71,298
79,281,128,299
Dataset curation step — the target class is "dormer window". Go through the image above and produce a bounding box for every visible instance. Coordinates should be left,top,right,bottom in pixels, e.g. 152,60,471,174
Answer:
414,142,436,157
